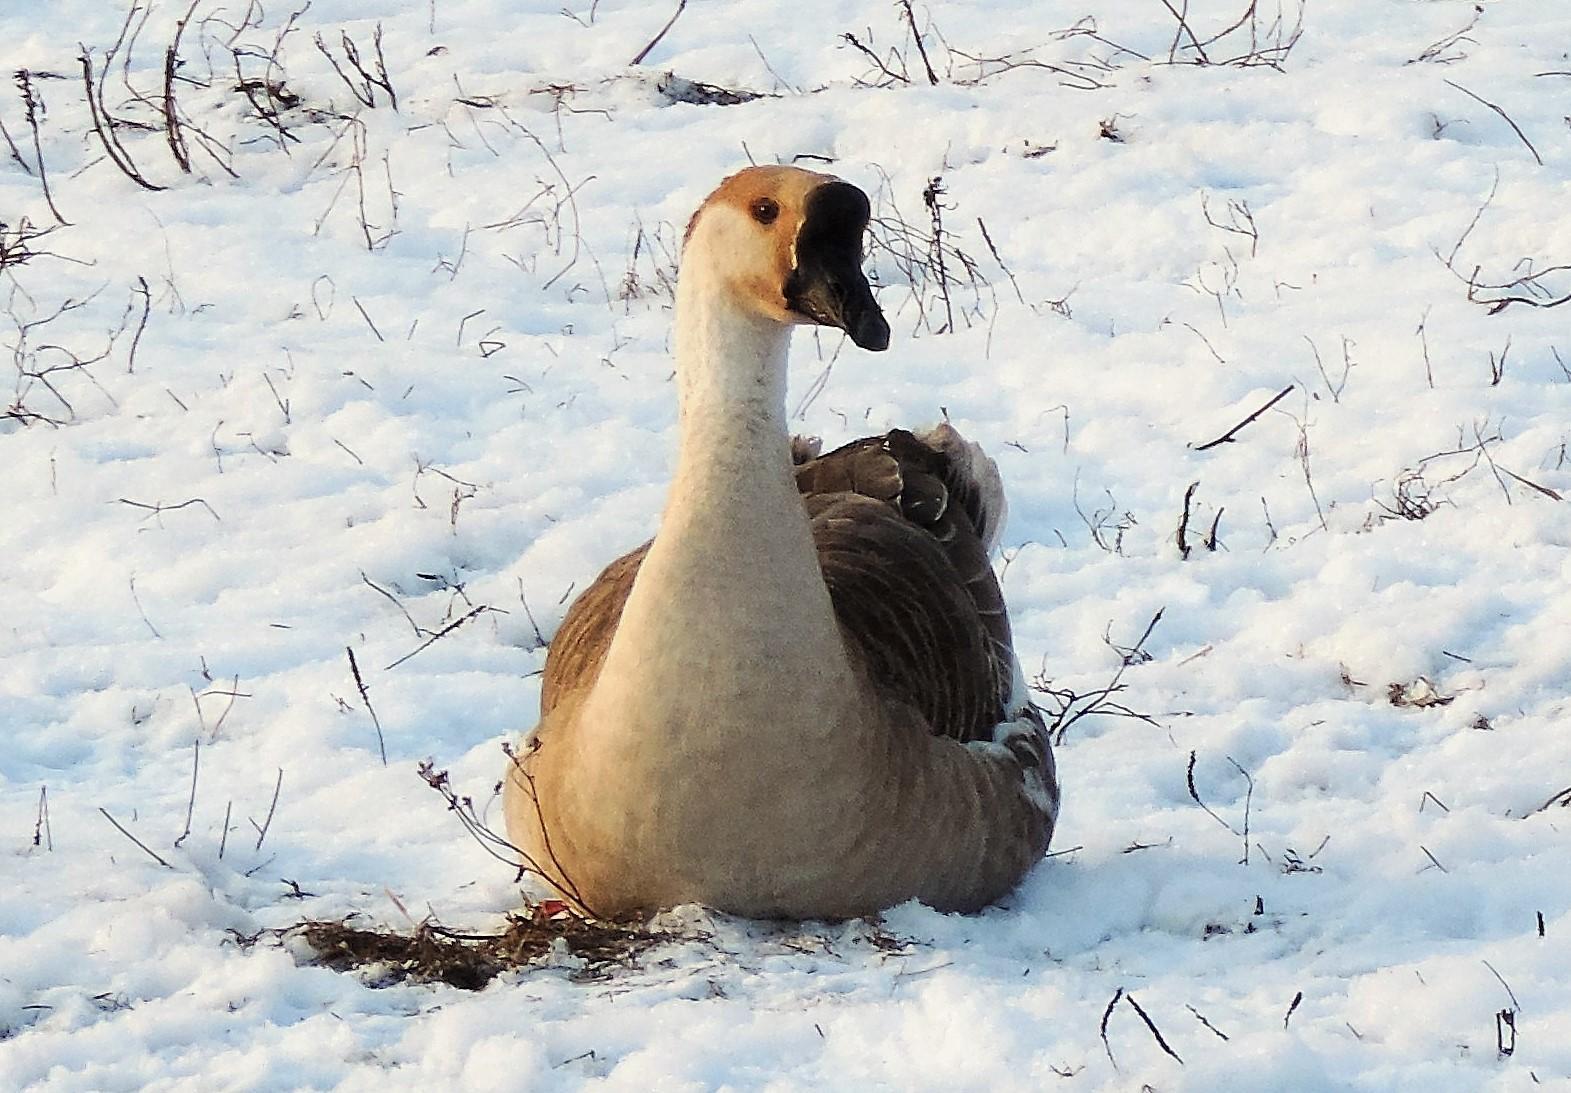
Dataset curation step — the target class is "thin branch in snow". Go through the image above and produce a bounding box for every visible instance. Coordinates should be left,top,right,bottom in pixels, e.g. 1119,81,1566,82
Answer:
1305,336,1353,404
1202,193,1258,257
79,45,164,191
1420,791,1450,814
897,0,940,85
117,496,221,525
1033,610,1163,744
948,28,1123,92
1444,168,1498,270
1280,836,1329,875
315,25,398,110
1160,0,1210,64
0,220,68,274
251,768,283,851
491,104,604,300
1186,750,1254,862
1192,385,1294,451
1186,1004,1229,1040
1259,496,1278,547
748,34,801,94
1284,406,1329,531
33,786,52,851
1183,250,1239,325
1467,260,1571,315
1444,79,1542,166
361,572,429,637
163,0,202,174
14,71,68,223
517,580,549,650
1123,993,1183,1064
125,277,151,373
1070,475,1137,554
1182,322,1225,365
923,177,954,333
1488,335,1510,386
629,0,688,66
1100,987,1125,1069
420,749,602,919
862,167,994,336
1408,7,1482,65
1158,0,1304,70
174,739,199,847
1102,988,1185,1068
129,574,162,639
1482,959,1522,1013
99,807,175,868
1416,307,1434,388
976,218,1027,307
351,296,384,341
347,646,387,765
218,800,232,859
0,109,29,175
384,604,493,671
841,30,910,87
1536,786,1571,812
1176,481,1200,560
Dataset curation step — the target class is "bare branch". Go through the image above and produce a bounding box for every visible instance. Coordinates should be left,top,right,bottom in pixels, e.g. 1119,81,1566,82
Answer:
629,0,688,66
347,646,387,764
1192,385,1294,451
15,71,68,223
251,768,283,851
99,807,175,868
1444,79,1542,166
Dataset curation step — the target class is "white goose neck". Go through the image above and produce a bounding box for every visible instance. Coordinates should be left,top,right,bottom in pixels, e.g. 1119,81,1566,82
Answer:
578,231,854,748
672,256,793,457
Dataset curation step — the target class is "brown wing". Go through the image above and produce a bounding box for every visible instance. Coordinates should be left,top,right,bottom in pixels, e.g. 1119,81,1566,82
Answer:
797,427,1014,743
539,426,1015,742
539,543,648,716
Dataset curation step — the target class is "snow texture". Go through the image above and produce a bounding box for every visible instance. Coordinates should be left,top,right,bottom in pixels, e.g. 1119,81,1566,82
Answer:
3,0,1571,1088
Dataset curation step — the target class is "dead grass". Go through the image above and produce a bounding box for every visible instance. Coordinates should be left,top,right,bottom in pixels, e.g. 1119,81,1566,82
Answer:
291,901,670,989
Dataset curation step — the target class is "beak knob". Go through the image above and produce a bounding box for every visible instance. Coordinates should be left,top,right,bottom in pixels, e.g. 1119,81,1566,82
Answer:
784,181,890,352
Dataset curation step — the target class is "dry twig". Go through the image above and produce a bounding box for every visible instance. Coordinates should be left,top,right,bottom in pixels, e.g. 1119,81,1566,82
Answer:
630,0,688,66
1192,385,1294,451
347,647,387,764
1444,79,1542,166
1032,610,1163,744
315,25,397,109
99,806,175,868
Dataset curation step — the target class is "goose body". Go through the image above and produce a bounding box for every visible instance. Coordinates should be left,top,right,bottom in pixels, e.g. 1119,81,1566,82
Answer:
504,166,1058,919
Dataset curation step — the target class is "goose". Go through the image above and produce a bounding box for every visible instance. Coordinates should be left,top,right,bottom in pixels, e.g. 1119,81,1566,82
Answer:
503,165,1058,919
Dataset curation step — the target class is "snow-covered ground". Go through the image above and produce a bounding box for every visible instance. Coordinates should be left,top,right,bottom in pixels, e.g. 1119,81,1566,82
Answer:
4,0,1570,1087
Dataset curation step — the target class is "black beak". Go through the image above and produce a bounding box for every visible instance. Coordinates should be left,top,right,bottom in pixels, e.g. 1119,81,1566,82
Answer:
783,181,890,352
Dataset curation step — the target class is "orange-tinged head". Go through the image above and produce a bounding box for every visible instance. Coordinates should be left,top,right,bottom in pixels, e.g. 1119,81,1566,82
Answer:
683,165,890,351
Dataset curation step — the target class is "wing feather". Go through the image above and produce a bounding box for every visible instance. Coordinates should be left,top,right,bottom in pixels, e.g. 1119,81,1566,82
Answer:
539,543,648,716
801,428,1013,742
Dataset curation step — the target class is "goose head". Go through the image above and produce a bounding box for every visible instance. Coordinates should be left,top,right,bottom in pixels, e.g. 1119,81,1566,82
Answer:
683,165,891,352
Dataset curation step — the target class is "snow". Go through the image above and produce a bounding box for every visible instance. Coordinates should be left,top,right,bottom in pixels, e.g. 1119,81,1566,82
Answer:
3,0,1571,1088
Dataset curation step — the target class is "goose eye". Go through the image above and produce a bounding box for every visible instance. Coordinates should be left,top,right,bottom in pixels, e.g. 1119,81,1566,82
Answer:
750,197,780,225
